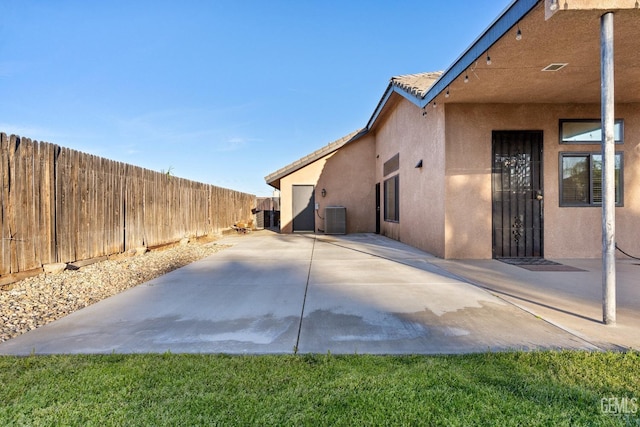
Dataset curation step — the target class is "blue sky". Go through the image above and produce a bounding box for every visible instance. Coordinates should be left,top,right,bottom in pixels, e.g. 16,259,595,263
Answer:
1,1,512,196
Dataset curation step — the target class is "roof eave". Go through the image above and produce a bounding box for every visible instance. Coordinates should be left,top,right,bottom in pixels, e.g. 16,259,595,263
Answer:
366,84,415,130
366,0,539,130
421,0,538,106
264,128,368,188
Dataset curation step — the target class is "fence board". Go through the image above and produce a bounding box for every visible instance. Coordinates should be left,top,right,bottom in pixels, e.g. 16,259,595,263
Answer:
0,134,10,275
95,155,102,255
32,141,42,265
41,142,56,264
56,147,70,262
72,148,82,260
8,136,19,273
24,138,37,270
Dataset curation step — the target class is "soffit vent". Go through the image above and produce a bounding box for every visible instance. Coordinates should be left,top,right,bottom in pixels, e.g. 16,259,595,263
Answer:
542,63,568,72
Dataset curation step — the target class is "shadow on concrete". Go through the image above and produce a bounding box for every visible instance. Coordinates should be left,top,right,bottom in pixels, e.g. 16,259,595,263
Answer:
1,232,628,355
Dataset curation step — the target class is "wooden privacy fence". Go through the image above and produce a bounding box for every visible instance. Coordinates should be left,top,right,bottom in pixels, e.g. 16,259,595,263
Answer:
1,133,255,277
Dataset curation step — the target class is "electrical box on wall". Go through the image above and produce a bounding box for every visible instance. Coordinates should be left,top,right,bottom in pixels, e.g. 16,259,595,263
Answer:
325,206,346,234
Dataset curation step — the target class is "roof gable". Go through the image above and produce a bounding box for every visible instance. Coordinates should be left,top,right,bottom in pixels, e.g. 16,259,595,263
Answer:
367,71,443,130
264,129,366,189
390,72,443,99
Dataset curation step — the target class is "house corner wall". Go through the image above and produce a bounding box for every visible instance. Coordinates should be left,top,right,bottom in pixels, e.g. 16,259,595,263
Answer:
444,105,493,259
375,98,447,257
316,134,376,233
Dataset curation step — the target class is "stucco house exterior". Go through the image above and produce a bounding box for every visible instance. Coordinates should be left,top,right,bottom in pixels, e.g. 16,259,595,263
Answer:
265,0,640,260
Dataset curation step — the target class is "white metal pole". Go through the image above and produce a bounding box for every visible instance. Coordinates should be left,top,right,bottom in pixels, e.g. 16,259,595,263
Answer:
601,12,616,325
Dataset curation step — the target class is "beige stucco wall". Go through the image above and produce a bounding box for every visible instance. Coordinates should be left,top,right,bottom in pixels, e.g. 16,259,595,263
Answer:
316,134,376,233
279,134,376,234
375,97,447,257
445,102,640,259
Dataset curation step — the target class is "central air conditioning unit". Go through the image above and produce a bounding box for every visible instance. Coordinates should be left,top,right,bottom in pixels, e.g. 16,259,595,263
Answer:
325,206,346,235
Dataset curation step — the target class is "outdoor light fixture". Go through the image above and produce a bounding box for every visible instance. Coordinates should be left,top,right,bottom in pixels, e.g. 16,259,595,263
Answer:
516,24,522,41
464,73,469,83
445,88,450,98
486,53,492,65
321,188,326,197
415,160,423,168
432,101,437,108
549,0,559,11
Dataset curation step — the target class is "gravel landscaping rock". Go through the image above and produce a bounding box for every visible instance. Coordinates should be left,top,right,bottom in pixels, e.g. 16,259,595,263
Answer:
1,238,230,343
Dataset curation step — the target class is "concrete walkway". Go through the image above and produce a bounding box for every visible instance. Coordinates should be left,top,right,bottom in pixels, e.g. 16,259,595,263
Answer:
1,231,635,355
431,257,640,351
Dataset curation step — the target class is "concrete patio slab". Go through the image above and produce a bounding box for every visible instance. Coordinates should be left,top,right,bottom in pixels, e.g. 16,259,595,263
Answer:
298,240,597,354
0,232,620,355
431,257,640,350
0,239,311,354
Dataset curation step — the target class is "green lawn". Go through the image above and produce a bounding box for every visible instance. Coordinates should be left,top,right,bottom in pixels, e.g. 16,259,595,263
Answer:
1,351,638,426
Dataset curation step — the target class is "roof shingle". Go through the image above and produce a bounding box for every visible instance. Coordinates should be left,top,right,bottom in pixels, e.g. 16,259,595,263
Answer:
390,71,443,98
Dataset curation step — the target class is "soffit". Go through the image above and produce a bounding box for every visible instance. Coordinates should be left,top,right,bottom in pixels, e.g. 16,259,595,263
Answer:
440,3,640,104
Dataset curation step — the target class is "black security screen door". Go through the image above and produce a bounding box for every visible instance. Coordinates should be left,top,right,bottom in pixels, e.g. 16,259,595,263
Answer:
492,131,544,258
